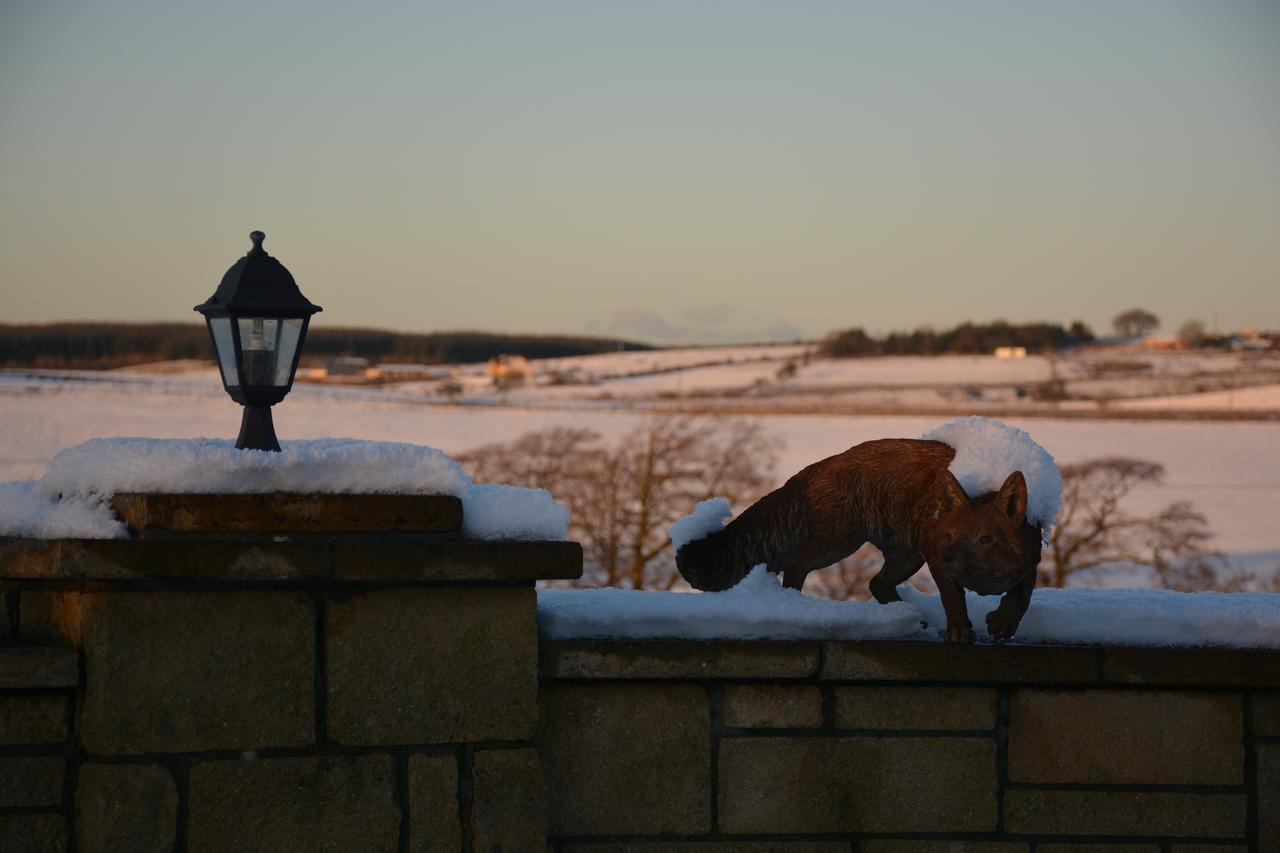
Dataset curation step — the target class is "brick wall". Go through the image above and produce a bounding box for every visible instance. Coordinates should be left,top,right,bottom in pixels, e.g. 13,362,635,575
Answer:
2,496,1278,851
539,641,1280,851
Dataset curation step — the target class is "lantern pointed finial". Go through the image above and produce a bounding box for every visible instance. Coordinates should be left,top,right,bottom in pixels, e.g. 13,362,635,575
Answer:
249,231,266,254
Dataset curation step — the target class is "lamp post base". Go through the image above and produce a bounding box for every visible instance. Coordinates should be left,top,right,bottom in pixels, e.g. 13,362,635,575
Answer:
236,404,281,452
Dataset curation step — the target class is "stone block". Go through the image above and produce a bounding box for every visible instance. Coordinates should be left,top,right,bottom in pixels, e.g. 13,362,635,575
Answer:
188,755,399,853
1103,648,1280,687
1003,790,1246,837
1254,692,1280,735
0,756,64,807
540,641,819,680
110,492,463,534
821,642,1098,683
1008,689,1242,784
408,754,460,853
471,748,547,852
0,538,332,581
75,763,177,853
563,840,849,845
539,684,710,836
327,587,536,745
0,647,78,689
722,685,822,728
75,591,314,754
1170,847,1249,853
16,590,62,643
1036,846,1159,853
1261,744,1280,853
334,540,582,582
0,695,67,745
836,686,995,730
862,844,1026,853
718,736,997,834
0,815,67,853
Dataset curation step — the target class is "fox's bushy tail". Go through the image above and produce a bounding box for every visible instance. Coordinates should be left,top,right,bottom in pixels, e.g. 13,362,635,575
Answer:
675,484,808,591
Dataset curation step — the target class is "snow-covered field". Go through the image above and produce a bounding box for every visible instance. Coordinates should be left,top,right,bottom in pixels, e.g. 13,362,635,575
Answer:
2,356,1278,576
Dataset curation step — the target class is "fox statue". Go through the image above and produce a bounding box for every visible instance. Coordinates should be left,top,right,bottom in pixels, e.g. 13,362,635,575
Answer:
675,438,1044,643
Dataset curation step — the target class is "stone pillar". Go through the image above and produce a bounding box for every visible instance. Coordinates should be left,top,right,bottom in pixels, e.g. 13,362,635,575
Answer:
0,492,580,852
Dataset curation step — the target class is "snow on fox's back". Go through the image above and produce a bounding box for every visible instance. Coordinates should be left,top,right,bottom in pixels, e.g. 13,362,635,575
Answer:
923,416,1061,542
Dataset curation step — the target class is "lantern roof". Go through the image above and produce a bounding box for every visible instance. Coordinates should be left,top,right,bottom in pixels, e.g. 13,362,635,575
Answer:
194,231,322,317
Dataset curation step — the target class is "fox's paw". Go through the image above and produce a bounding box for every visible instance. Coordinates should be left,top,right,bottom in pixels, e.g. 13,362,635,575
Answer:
985,605,1023,641
944,623,976,644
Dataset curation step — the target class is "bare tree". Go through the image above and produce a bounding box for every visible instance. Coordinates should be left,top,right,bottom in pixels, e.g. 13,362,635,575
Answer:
1177,319,1207,346
456,415,779,589
1112,308,1160,338
1047,457,1240,591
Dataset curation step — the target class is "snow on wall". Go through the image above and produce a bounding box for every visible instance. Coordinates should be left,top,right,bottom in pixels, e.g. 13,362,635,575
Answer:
538,569,1280,649
538,565,924,642
0,437,568,541
669,497,733,550
923,416,1061,542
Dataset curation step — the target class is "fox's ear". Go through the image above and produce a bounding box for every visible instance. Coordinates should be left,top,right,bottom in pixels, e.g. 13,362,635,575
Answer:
935,470,969,514
998,471,1029,522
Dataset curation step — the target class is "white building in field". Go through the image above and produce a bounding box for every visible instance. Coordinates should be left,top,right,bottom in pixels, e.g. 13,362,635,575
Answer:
994,346,1027,359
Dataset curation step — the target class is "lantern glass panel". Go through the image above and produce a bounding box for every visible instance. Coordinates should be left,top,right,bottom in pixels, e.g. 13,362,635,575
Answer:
235,317,304,387
209,317,239,386
273,318,304,385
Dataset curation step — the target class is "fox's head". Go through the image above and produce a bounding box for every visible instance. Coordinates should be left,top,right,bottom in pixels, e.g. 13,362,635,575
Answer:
921,469,1043,595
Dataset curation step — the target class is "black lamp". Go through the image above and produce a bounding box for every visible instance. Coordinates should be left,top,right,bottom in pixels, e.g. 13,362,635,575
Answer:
194,231,322,451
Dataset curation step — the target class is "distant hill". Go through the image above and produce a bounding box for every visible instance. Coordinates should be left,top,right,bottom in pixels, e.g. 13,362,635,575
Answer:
0,323,652,370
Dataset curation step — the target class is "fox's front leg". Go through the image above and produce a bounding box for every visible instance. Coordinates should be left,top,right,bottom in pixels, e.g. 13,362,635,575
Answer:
933,572,975,644
986,571,1035,641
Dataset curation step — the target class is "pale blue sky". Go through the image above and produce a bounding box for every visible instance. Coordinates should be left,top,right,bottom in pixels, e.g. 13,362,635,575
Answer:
2,1,1277,343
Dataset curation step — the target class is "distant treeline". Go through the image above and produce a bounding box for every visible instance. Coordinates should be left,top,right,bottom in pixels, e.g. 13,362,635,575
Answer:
820,320,1095,357
0,323,651,369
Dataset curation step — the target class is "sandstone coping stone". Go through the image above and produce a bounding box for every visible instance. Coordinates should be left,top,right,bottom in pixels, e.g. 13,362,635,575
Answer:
1103,648,1280,687
0,756,64,807
862,843,1027,853
563,840,849,845
1170,847,1250,853
0,536,581,583
408,753,461,853
74,590,314,754
722,684,822,728
470,748,547,852
820,642,1099,683
718,736,997,834
187,755,399,853
539,684,710,836
539,641,820,680
75,763,177,853
0,695,67,745
110,492,463,534
1002,790,1247,837
835,686,996,730
0,647,78,689
332,538,582,582
1260,743,1280,853
1008,689,1243,785
1252,692,1280,735
327,587,537,745
0,814,67,853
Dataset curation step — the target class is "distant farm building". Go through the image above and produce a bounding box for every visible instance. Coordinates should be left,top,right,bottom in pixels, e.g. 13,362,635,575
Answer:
488,354,532,387
994,346,1027,359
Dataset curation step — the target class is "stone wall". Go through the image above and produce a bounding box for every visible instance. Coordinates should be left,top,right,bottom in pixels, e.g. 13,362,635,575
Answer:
539,641,1280,852
2,496,1278,851
0,493,579,853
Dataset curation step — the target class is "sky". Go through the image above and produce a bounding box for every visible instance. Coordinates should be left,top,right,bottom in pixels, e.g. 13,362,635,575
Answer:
1,1,1277,345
